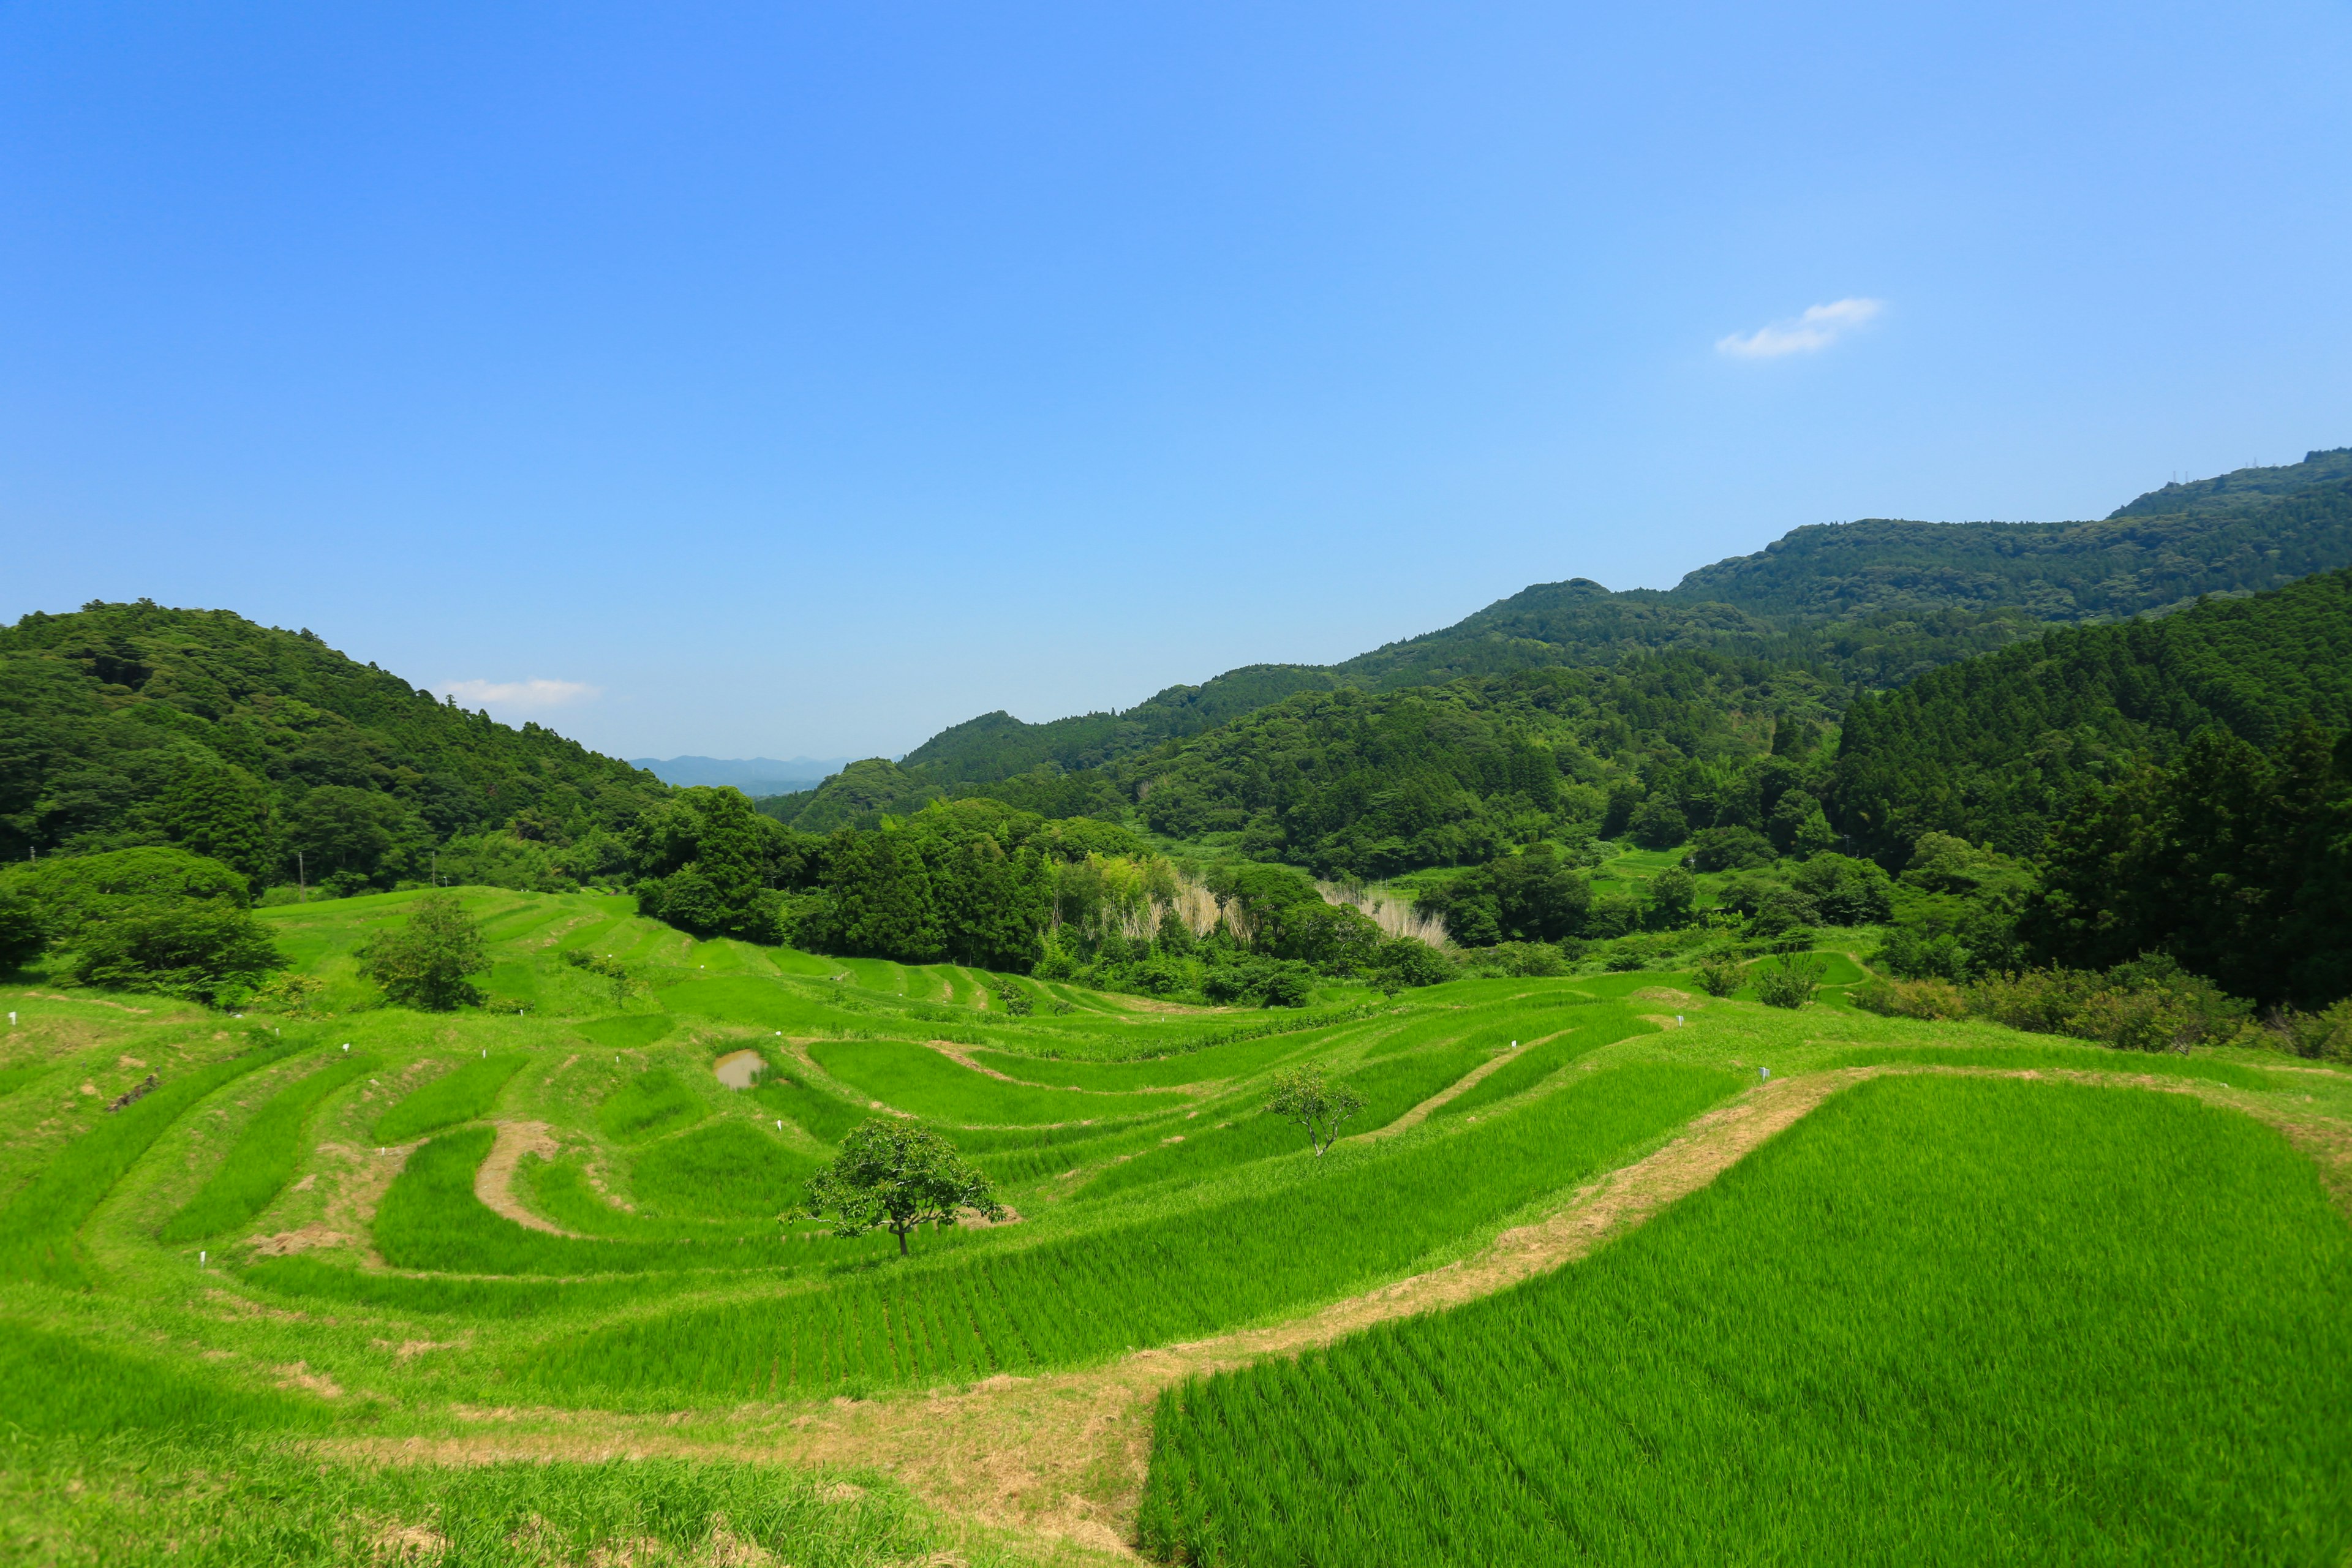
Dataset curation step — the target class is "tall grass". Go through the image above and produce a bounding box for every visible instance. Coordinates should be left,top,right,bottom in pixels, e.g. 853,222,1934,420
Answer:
371,1052,527,1143
159,1051,379,1242
0,1041,292,1284
1317,879,1449,946
529,1064,1741,1400
1138,1077,2352,1566
5,1434,944,1568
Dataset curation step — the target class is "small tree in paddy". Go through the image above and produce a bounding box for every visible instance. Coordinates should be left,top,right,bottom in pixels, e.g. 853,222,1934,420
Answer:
804,1119,1004,1256
1265,1064,1365,1156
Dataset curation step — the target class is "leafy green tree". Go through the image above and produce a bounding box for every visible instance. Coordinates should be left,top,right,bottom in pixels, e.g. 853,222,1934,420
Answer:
1265,1065,1365,1156
3,846,250,943
1371,937,1454,992
357,892,488,1011
1649,866,1698,927
1683,825,1776,871
285,784,426,892
0,889,40,969
66,903,284,1005
1753,953,1826,1009
1787,854,1892,925
155,758,277,884
820,828,944,961
1627,797,1691,850
804,1120,1003,1256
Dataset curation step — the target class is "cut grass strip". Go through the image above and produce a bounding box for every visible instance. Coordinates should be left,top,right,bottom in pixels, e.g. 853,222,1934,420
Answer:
5,1433,943,1568
0,1041,293,1284
1139,1076,2352,1566
160,1052,380,1243
372,1053,527,1144
1822,1041,2289,1091
529,1063,1743,1401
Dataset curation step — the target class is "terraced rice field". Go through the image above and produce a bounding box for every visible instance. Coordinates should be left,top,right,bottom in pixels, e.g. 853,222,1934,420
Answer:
1,885,2345,1566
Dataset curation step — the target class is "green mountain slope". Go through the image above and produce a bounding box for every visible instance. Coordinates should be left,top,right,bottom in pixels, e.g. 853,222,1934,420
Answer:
873,451,2352,792
0,600,665,883
1829,567,2352,858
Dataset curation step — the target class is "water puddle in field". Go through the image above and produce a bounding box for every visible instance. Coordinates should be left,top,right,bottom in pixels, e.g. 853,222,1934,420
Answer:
712,1050,767,1090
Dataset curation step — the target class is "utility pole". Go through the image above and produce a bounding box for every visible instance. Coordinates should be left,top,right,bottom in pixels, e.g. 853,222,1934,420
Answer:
297,850,307,903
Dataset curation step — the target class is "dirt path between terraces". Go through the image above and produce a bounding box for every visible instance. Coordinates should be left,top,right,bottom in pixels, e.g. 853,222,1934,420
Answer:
473,1121,571,1236
331,1065,2346,1562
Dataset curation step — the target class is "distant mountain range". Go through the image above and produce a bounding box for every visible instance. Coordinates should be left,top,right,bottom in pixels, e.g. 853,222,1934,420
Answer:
628,756,857,796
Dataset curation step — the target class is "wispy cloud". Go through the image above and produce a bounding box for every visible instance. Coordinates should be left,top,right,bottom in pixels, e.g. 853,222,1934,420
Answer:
440,677,601,709
1716,297,1885,358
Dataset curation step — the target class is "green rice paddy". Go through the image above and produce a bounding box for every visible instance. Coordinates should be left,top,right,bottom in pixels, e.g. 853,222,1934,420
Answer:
1139,1076,2352,1565
1,883,2343,1565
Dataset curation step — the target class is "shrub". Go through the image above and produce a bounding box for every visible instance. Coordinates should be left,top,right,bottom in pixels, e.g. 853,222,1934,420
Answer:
2267,1000,2352,1063
1754,954,1826,1009
1456,941,1567,979
1260,967,1316,1008
1371,937,1454,992
1850,976,1969,1020
1694,955,1743,998
66,902,285,1005
358,892,487,1010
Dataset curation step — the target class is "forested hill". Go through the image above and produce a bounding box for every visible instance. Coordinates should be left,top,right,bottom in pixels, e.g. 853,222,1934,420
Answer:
853,449,2352,791
1829,566,2352,859
0,601,665,885
1666,449,2352,619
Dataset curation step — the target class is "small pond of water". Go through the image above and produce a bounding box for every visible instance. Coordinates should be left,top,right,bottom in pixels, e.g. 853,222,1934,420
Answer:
712,1049,767,1090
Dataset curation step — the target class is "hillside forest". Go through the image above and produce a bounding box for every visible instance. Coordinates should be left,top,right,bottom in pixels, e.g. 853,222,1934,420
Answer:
5,451,2351,1045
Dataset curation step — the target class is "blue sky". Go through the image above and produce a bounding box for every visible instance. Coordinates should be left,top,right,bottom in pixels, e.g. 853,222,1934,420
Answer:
6,2,2350,761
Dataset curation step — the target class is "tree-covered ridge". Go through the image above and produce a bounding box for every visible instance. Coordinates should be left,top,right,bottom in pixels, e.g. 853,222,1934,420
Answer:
1829,567,2352,859
899,665,1342,785
873,452,2352,790
1670,467,2352,621
2107,446,2352,519
0,601,666,887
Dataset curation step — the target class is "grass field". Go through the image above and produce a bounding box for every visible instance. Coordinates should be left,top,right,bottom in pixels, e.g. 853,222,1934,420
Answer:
0,883,2343,1565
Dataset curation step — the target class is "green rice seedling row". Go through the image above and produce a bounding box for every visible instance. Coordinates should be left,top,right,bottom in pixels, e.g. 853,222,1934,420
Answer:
0,1038,295,1283
1137,1077,2352,1566
159,1049,380,1241
529,1063,1741,1400
371,1051,528,1143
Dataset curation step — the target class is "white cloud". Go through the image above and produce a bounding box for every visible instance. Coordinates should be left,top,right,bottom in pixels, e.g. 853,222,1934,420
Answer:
440,677,601,709
1716,297,1885,358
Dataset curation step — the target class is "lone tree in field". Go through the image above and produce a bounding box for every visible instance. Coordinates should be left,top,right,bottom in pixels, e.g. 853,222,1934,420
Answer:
1265,1064,1365,1156
805,1120,1005,1256
357,892,488,1011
